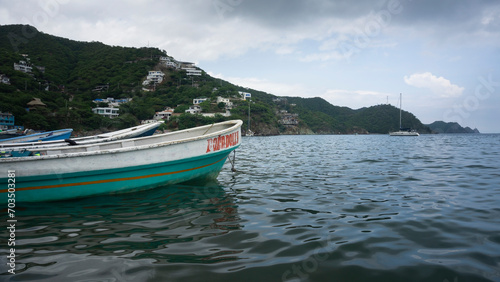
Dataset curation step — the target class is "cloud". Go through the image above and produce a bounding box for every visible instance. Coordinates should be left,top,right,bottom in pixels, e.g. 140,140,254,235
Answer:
404,72,464,98
2,0,499,63
207,72,308,97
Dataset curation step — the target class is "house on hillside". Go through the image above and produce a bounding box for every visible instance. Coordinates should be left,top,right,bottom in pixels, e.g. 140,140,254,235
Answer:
14,61,32,73
93,97,132,107
154,107,175,121
92,84,109,92
193,98,208,105
183,67,202,76
0,112,15,130
278,111,299,126
185,105,202,114
216,96,233,109
160,56,180,69
0,74,10,85
26,98,47,111
0,112,24,131
142,71,165,86
92,107,119,119
239,91,251,100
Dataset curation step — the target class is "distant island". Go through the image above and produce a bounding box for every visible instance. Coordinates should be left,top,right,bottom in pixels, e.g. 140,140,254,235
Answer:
0,24,477,136
426,121,480,134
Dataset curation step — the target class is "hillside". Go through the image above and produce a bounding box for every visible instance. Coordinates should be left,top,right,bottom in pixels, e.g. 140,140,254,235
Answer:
283,97,431,134
1,24,432,135
426,121,480,133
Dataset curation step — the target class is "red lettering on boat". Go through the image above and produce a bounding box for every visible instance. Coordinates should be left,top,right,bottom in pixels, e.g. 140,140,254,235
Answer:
206,132,239,153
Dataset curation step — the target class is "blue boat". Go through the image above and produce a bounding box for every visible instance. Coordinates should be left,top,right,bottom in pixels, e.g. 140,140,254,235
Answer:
0,121,162,150
0,128,73,144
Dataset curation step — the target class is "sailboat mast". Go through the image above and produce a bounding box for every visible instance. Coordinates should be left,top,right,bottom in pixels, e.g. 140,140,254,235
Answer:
248,98,251,132
399,93,402,130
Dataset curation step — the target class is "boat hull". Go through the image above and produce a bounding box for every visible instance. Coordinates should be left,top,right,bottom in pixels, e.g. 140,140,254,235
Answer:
0,120,242,202
0,122,161,149
4,150,232,202
389,131,420,136
0,129,73,144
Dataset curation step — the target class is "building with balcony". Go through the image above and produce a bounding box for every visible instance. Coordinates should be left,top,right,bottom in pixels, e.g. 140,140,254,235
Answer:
183,67,202,76
160,56,180,69
0,112,15,130
14,61,32,73
239,91,252,100
93,97,132,107
193,98,208,105
154,107,175,121
216,96,233,109
185,105,202,114
92,107,119,119
142,71,165,86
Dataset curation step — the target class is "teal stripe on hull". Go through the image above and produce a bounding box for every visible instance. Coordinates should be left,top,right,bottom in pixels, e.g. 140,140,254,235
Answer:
2,149,235,202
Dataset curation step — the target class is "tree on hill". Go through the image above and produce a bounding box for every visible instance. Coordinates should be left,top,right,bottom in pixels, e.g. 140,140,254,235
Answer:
0,24,435,135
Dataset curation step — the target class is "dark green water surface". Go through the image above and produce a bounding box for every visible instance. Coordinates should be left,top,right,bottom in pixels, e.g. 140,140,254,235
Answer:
2,134,500,281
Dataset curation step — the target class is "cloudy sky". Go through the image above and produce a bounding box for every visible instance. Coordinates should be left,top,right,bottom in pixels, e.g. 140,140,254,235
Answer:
1,0,499,132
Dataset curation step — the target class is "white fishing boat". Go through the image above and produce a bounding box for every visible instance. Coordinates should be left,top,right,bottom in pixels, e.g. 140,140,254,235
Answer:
389,130,419,136
389,93,419,136
0,120,242,202
0,121,162,150
0,128,24,139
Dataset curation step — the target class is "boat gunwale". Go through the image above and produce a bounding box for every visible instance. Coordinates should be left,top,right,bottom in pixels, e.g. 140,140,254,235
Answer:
0,128,74,143
0,120,242,163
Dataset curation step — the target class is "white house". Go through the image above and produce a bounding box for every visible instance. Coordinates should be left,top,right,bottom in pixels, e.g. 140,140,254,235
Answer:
193,98,208,105
93,97,132,107
14,61,32,73
239,91,252,100
154,107,174,120
160,56,180,69
92,107,119,119
142,71,165,86
179,61,195,68
183,67,202,76
201,111,231,118
216,96,233,109
185,105,202,114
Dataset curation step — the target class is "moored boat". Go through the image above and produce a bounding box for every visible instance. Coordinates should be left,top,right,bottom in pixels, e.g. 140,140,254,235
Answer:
389,129,420,136
0,120,242,202
0,128,73,144
0,129,24,139
389,93,419,136
0,121,162,150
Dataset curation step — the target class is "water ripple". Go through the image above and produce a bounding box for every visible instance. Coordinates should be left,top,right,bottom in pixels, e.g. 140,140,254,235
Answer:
3,135,500,281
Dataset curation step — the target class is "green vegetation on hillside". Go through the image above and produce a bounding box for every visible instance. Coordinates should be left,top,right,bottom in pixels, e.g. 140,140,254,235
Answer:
1,24,433,135
426,121,479,133
284,97,431,134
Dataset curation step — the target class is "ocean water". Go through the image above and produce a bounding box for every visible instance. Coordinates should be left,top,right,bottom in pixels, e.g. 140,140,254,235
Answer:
2,134,500,282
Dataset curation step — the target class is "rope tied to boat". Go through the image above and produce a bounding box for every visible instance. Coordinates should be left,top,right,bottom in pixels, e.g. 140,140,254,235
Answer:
227,150,237,172
202,123,215,135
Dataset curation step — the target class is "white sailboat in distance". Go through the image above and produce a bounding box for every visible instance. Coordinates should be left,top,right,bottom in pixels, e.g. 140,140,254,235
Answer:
389,93,419,136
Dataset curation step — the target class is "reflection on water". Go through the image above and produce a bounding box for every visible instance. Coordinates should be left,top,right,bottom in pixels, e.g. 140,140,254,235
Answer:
2,183,241,281
1,134,500,282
